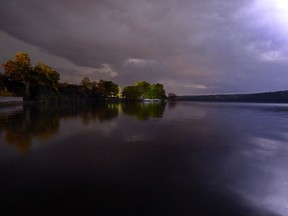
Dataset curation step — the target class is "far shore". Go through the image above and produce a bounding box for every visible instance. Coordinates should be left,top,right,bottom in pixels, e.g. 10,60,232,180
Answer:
178,90,288,103
2,89,288,105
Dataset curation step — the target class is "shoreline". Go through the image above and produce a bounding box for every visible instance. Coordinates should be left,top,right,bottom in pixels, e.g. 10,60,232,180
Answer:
0,96,23,105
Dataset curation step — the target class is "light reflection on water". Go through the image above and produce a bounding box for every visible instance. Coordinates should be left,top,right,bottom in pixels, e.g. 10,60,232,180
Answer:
1,102,288,215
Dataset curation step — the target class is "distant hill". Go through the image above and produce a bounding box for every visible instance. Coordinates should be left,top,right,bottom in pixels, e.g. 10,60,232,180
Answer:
179,90,288,103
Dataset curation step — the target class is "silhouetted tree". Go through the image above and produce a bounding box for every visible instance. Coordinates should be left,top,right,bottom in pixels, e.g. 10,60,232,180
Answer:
29,62,60,100
98,79,120,98
33,62,60,89
123,81,166,100
135,81,151,98
122,86,141,99
150,83,166,99
0,73,3,89
167,93,178,101
1,53,60,100
1,52,123,102
2,52,33,96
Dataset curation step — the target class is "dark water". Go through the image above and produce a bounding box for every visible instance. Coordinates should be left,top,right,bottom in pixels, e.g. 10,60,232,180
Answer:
1,102,288,216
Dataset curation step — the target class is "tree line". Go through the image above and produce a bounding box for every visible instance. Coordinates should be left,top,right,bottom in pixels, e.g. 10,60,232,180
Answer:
122,81,166,100
0,52,167,102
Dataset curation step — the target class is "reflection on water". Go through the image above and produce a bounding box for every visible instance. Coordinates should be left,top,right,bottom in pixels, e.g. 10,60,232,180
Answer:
1,102,288,215
0,105,60,152
0,103,166,152
122,102,166,120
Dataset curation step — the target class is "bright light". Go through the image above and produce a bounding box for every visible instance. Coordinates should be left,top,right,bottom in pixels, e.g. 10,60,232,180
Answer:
268,0,288,33
260,0,288,17
253,0,288,34
272,0,288,12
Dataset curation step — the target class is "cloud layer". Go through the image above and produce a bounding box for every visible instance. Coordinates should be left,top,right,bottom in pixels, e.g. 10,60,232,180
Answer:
1,0,288,94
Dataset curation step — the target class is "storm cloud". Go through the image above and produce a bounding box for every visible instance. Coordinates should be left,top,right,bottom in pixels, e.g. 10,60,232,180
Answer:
1,0,288,94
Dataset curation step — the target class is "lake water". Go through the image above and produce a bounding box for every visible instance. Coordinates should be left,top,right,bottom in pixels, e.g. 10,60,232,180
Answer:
1,102,288,216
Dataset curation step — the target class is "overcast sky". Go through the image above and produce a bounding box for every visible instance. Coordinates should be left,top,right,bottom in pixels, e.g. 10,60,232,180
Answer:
1,0,288,95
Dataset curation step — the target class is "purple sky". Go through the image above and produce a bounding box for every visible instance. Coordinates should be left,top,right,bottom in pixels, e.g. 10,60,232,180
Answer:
1,0,288,95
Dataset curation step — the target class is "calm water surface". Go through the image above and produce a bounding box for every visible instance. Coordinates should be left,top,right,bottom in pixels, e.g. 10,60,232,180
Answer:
1,102,288,216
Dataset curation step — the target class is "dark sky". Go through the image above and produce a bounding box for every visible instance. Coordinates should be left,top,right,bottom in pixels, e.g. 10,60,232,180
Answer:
1,0,288,95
